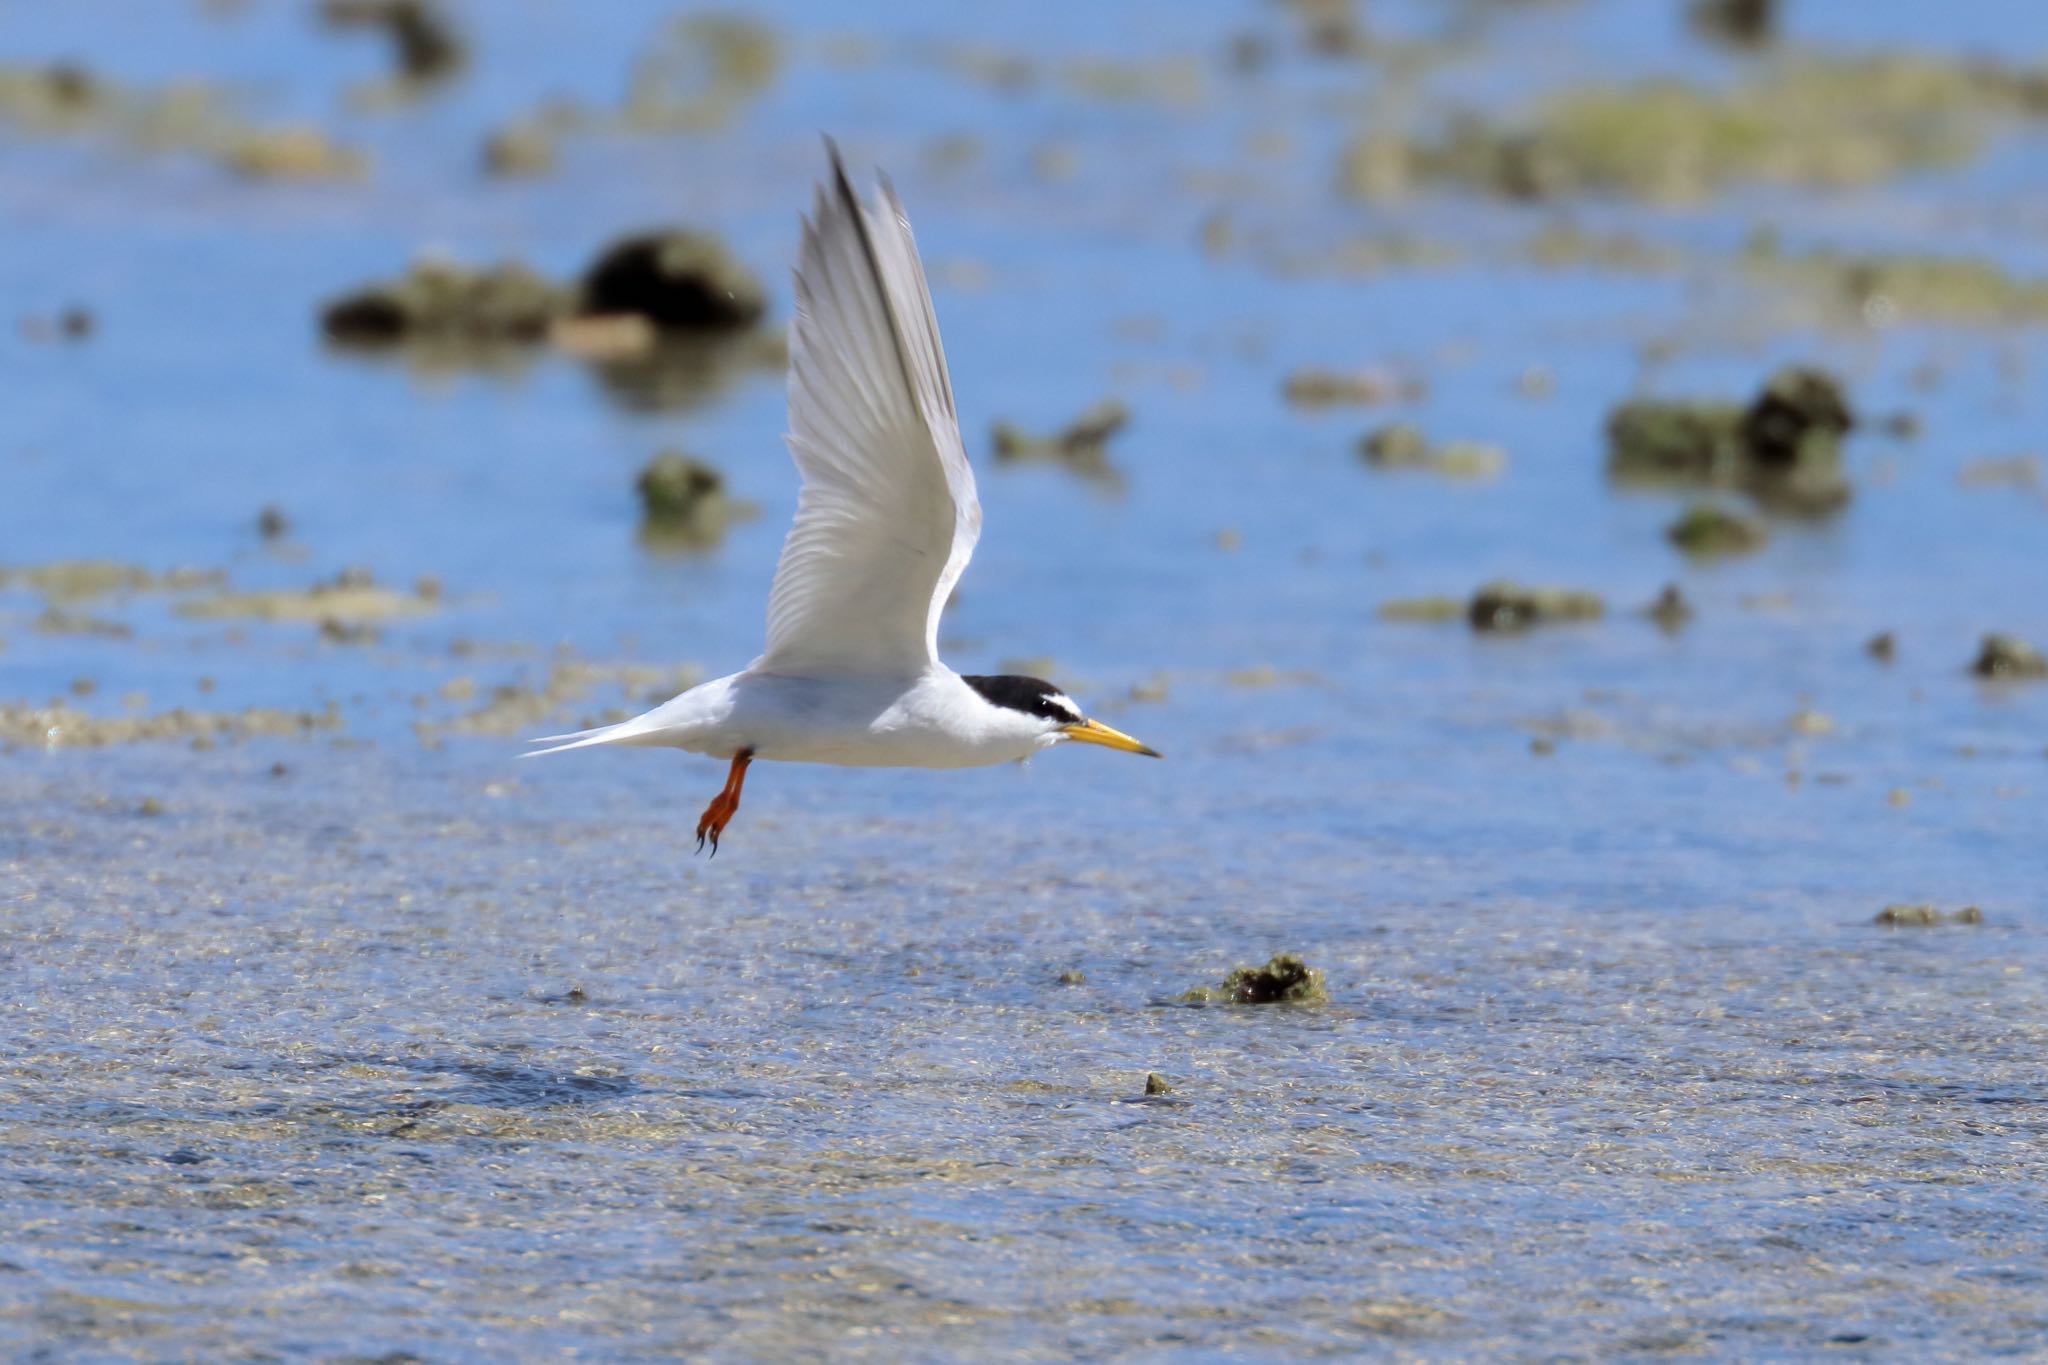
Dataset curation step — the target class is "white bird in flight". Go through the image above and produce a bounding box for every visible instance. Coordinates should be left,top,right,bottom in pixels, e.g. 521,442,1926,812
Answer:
529,141,1159,852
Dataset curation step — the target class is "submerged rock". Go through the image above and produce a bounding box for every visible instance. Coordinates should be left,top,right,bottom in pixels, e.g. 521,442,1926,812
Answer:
578,230,766,333
1143,1072,1173,1095
321,0,466,83
1468,581,1605,632
1608,365,1854,514
1359,422,1428,466
0,62,108,126
482,121,555,177
19,304,95,343
636,452,757,550
1689,0,1777,48
1972,634,2048,680
1181,953,1329,1005
322,260,571,345
1645,584,1695,632
1667,503,1766,556
1874,903,1983,927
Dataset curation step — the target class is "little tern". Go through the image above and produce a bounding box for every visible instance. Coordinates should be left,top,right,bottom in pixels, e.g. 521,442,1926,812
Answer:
529,141,1159,851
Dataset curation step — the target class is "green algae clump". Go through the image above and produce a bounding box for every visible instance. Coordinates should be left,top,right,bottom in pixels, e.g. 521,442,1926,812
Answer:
1359,424,1506,480
1378,595,1465,624
1875,904,1984,927
323,260,571,345
1742,233,2048,325
483,120,555,177
623,14,781,132
220,125,369,180
1668,503,1766,557
992,399,1130,485
1182,953,1329,1005
1366,54,2022,205
176,569,437,626
637,452,757,550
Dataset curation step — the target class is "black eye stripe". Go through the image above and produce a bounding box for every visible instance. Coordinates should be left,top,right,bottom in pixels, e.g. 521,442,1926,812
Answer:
962,674,1080,722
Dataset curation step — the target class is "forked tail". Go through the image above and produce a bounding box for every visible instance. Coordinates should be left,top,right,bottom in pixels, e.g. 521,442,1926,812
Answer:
521,716,663,757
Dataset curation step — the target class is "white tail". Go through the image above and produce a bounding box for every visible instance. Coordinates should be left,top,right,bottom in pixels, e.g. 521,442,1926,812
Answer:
522,717,665,757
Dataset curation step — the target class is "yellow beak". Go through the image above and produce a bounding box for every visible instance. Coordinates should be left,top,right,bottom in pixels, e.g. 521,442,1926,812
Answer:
1062,717,1162,758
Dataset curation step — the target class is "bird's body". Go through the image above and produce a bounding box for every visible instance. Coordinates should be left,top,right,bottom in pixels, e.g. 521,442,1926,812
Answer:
530,140,1156,849
536,668,1064,770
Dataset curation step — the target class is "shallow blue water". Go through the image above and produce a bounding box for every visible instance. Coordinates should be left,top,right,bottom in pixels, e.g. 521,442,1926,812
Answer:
3,1,2047,1358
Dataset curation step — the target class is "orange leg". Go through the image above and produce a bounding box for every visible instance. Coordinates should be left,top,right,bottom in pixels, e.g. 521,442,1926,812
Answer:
695,749,754,856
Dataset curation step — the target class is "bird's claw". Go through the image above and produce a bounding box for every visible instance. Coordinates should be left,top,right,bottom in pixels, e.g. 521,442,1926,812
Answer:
693,749,750,859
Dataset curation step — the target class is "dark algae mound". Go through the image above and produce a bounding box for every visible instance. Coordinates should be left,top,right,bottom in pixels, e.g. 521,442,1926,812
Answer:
1742,366,1853,471
1972,634,2048,680
321,229,768,356
1382,583,1608,630
1608,365,1854,514
1467,581,1605,632
321,0,466,84
1690,0,1778,48
1182,953,1330,1005
579,230,766,332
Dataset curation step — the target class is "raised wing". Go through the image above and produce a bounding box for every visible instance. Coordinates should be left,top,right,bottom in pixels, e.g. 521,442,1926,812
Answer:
758,142,980,677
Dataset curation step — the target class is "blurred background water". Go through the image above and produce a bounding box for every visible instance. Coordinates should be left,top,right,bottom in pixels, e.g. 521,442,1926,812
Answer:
3,1,2046,1358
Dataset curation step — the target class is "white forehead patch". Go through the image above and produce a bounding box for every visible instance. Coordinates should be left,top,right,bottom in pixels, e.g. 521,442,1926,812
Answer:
1048,693,1083,722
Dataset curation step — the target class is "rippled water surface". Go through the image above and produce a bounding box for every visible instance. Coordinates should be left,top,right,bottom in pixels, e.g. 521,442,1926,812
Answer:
4,0,2047,1358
